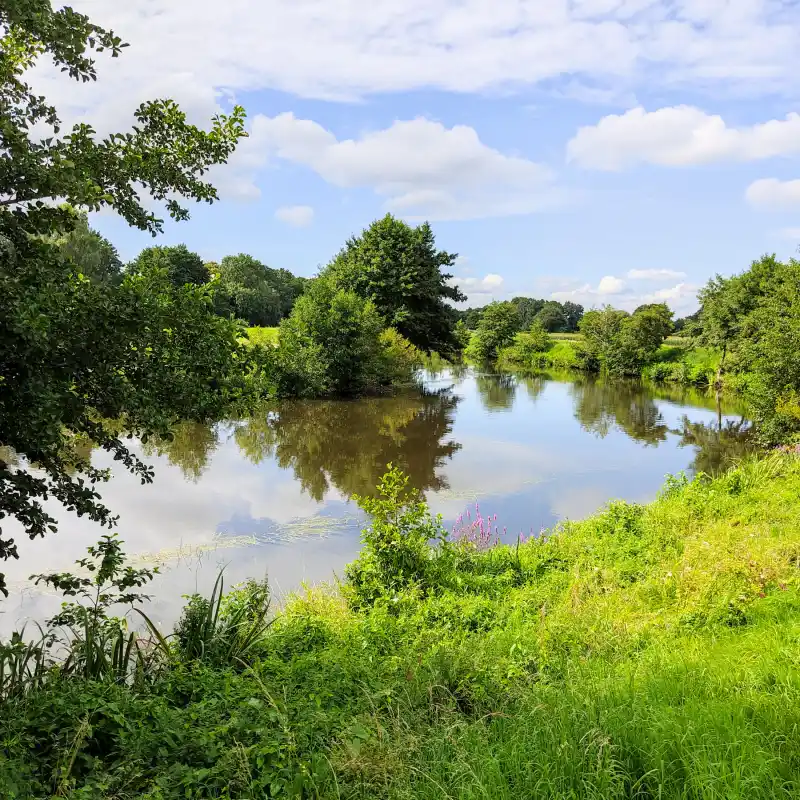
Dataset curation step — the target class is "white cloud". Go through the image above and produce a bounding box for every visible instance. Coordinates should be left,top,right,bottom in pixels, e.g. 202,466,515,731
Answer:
627,268,688,280
248,114,556,220
597,275,626,294
568,106,800,170
275,205,315,227
746,178,800,209
27,2,800,134
549,275,699,314
449,273,505,303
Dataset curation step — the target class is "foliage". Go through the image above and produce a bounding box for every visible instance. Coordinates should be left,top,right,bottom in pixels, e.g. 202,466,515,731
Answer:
211,254,306,326
580,303,672,375
30,533,163,684
453,318,472,351
272,279,389,396
42,206,122,285
128,244,210,288
468,301,522,361
344,465,451,607
534,299,569,332
324,214,465,354
2,457,800,796
0,264,252,596
0,1,248,593
693,254,800,442
174,572,272,667
378,327,423,384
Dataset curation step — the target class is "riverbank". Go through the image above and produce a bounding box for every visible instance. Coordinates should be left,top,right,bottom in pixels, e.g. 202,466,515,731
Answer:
1,452,798,798
497,333,742,391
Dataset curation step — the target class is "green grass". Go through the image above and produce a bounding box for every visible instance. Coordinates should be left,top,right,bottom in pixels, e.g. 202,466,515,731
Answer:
2,455,800,797
242,325,280,347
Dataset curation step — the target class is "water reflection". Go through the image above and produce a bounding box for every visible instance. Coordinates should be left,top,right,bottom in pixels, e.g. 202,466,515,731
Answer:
141,421,220,482
1,368,759,635
569,376,670,446
674,417,753,476
475,373,517,412
232,389,461,500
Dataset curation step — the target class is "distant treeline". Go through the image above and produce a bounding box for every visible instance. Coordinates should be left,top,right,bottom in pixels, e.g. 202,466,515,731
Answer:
457,296,697,336
51,213,310,327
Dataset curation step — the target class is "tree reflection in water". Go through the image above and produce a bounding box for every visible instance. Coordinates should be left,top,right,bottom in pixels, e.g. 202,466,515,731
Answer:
673,416,754,477
141,421,220,483
475,372,517,412
233,388,462,501
569,376,669,446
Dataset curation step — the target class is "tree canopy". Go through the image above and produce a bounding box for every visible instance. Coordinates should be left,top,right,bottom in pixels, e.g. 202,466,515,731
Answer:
128,245,210,288
324,214,465,354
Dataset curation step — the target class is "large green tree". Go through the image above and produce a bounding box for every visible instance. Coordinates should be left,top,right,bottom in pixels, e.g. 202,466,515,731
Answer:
324,214,466,354
534,300,568,332
580,304,672,376
0,1,248,594
128,244,210,288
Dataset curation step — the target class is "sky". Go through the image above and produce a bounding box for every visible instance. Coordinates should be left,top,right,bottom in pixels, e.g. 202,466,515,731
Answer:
31,0,800,316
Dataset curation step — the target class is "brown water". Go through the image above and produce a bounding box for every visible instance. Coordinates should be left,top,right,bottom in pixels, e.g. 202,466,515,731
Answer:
0,367,753,635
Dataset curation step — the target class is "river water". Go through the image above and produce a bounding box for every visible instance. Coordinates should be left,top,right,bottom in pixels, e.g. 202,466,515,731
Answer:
0,367,753,635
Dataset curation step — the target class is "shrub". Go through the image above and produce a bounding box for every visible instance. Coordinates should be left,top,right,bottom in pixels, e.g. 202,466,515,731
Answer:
468,301,521,361
377,328,423,385
345,466,451,607
272,279,388,396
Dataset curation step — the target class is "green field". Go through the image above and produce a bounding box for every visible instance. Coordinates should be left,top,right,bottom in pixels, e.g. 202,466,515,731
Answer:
242,325,280,347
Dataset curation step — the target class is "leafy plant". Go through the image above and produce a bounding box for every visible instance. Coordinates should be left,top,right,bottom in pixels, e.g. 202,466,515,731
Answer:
173,572,273,667
345,465,451,607
30,534,163,683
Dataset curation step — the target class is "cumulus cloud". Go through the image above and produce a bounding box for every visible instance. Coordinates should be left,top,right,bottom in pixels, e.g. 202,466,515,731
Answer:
627,268,688,280
568,106,800,170
275,205,315,227
549,274,699,314
449,273,505,304
246,114,556,220
746,178,800,209
27,2,800,135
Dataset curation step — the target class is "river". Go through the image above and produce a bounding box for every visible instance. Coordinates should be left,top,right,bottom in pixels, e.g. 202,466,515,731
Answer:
0,367,753,635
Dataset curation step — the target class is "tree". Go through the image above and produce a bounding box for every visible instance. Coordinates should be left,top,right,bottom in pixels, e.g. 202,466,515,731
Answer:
213,253,281,326
128,244,210,288
43,206,122,285
695,274,751,388
562,301,584,332
324,214,466,354
534,301,568,332
0,1,248,594
580,304,671,376
470,301,521,361
511,297,545,329
273,279,389,396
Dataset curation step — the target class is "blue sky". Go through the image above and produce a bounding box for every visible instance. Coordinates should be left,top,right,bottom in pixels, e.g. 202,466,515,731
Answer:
38,1,800,316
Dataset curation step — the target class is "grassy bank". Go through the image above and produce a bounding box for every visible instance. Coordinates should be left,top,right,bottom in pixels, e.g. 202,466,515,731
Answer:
498,332,729,389
1,455,800,797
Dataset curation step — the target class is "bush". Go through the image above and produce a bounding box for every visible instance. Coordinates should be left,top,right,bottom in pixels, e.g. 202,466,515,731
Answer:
377,328,423,385
468,301,521,361
272,279,387,396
